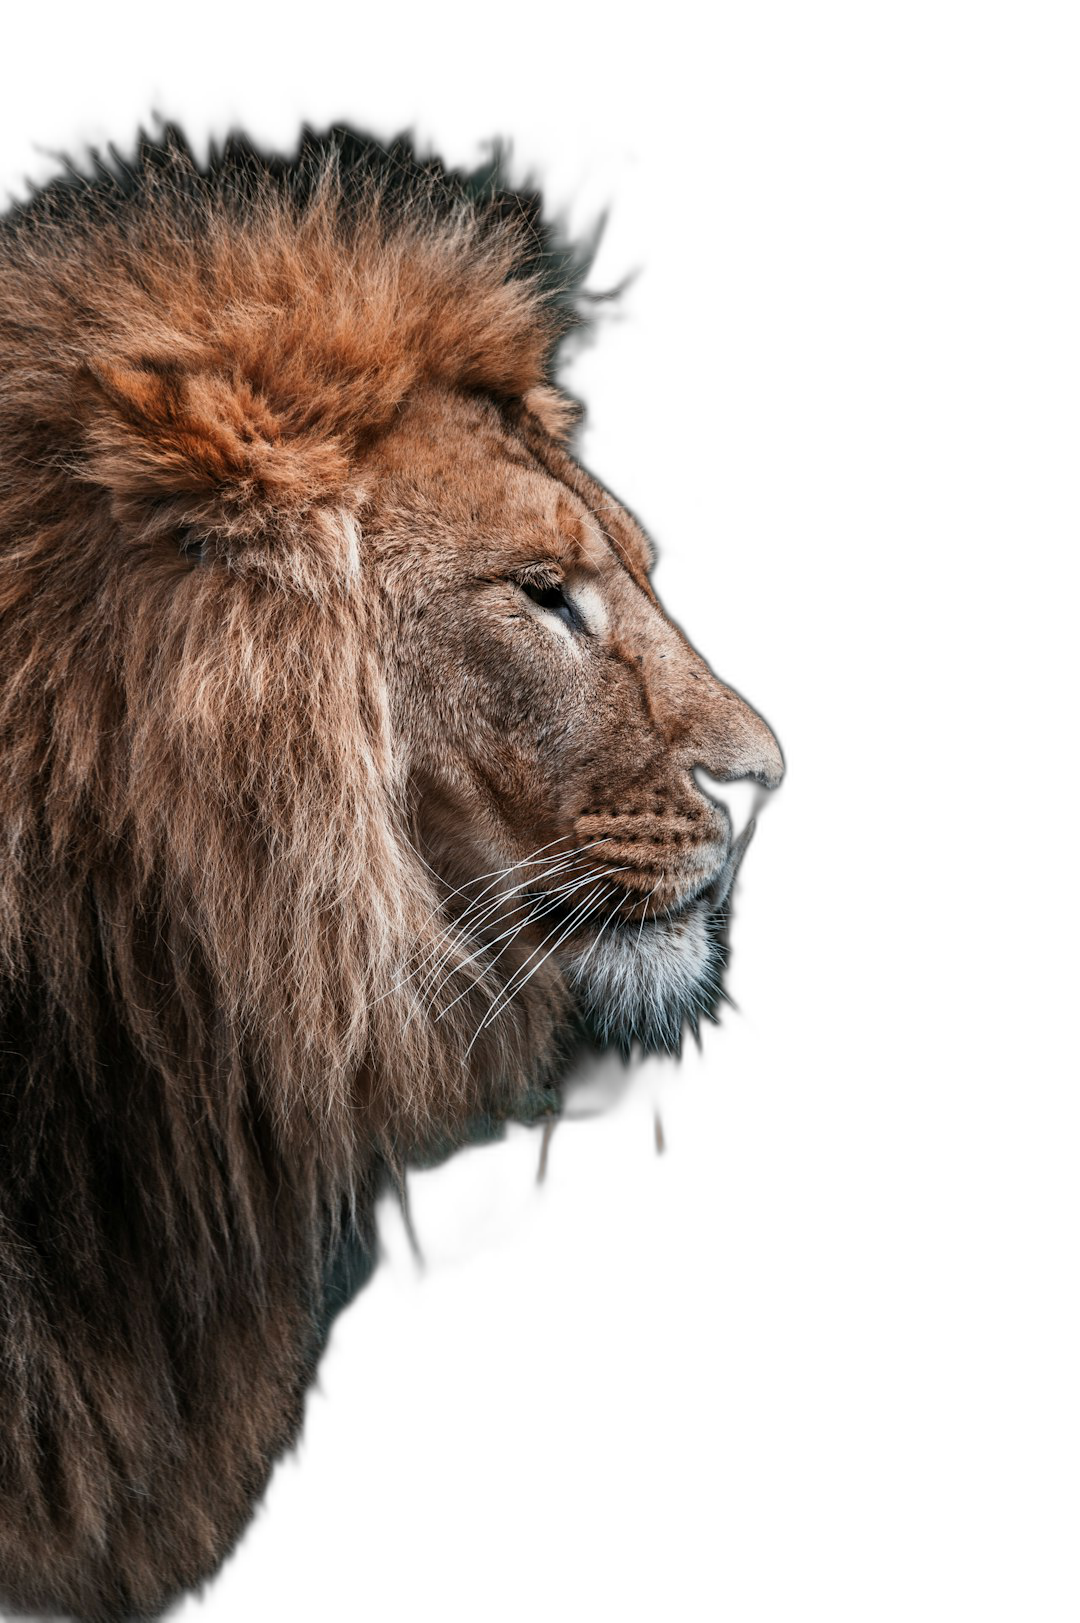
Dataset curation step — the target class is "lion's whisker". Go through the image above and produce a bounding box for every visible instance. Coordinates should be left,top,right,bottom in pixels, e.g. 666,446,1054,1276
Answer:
393,844,616,1020
430,893,585,1024
463,887,618,1061
399,852,594,1006
382,835,613,1004
421,831,606,910
387,832,598,974
463,880,622,1058
441,836,612,927
406,869,610,1032
430,862,633,1021
562,886,628,985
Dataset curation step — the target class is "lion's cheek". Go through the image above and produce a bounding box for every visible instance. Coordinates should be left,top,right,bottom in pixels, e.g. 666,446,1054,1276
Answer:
416,657,594,829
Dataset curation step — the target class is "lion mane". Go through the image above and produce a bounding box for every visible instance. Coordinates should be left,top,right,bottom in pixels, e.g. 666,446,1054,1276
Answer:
0,126,598,1619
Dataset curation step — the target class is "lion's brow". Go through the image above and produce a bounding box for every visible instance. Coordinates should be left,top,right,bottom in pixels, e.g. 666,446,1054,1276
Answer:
512,474,651,594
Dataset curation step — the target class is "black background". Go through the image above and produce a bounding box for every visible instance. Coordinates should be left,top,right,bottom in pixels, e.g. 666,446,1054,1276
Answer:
2,85,902,1610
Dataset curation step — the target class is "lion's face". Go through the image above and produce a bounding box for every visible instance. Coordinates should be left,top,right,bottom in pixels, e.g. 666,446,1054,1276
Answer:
365,385,783,1052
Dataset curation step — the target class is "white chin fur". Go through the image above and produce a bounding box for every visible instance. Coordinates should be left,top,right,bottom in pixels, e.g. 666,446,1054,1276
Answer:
558,830,753,1058
558,899,724,1055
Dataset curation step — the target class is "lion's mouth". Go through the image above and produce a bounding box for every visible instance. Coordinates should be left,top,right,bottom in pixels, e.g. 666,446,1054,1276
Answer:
528,816,757,939
639,876,714,928
620,824,753,928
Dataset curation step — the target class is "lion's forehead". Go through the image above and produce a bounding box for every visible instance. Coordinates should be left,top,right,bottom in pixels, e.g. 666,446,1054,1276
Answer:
369,389,654,591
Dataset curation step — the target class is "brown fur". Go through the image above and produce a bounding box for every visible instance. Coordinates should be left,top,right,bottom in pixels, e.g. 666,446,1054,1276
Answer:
0,127,781,1618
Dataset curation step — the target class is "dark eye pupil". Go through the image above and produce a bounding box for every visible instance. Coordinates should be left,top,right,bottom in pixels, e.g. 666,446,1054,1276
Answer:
526,581,568,610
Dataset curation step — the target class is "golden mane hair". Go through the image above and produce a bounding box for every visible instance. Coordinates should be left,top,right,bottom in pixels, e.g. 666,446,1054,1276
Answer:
0,126,592,1618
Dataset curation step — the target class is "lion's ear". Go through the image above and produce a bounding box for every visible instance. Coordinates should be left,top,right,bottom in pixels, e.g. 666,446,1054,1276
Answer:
76,357,350,511
522,384,581,444
77,358,266,496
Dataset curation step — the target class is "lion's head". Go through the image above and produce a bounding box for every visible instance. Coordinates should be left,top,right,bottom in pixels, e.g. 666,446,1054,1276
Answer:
0,127,782,1617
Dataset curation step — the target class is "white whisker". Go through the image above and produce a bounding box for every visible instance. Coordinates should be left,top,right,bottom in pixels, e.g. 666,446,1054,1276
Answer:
375,836,612,1009
427,867,607,1009
463,879,624,1059
399,847,615,1027
431,862,633,1021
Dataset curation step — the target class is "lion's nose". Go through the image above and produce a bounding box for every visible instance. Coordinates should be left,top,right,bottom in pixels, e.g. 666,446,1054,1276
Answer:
690,680,784,790
695,769,779,843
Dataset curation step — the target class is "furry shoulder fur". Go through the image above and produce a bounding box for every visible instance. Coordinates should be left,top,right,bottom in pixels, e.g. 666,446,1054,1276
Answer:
0,125,591,1620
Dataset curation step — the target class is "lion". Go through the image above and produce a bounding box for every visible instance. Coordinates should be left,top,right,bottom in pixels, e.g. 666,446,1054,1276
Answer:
0,125,782,1619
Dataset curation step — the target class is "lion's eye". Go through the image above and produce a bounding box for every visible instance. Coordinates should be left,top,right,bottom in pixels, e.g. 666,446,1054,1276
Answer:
520,578,578,628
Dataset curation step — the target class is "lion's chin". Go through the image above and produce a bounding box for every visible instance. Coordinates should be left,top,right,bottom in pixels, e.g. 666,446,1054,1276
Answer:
556,820,757,1057
559,896,727,1057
